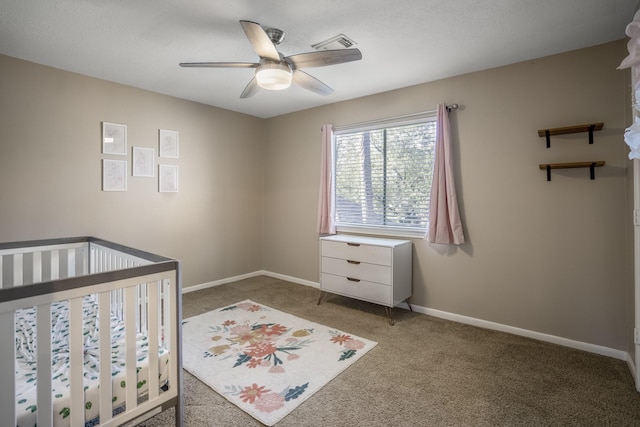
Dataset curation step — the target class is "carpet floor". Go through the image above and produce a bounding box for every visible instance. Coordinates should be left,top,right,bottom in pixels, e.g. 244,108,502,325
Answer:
137,276,640,426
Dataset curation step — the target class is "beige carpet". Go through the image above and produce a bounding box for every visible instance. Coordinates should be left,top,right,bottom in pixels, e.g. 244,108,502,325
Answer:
137,276,640,426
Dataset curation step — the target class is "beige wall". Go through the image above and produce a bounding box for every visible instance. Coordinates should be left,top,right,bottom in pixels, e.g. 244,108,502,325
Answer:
0,39,632,353
0,54,266,288
264,40,631,350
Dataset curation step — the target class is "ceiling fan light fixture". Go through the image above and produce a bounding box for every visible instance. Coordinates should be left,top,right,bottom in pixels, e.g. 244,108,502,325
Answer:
255,61,292,90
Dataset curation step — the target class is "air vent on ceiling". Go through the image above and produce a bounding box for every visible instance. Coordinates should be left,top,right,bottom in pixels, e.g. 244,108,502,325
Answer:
312,34,356,50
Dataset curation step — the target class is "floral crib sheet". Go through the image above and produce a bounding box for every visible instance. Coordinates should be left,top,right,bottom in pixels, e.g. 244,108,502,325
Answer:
14,296,170,427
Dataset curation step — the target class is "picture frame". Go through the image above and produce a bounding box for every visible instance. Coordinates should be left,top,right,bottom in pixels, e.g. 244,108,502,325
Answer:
159,129,179,158
132,147,155,177
102,122,127,155
102,159,127,191
159,164,178,192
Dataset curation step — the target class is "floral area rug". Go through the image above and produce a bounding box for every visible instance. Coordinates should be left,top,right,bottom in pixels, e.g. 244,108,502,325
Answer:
182,300,377,426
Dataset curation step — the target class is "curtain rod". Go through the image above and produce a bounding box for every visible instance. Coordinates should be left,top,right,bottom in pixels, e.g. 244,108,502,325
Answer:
331,103,459,133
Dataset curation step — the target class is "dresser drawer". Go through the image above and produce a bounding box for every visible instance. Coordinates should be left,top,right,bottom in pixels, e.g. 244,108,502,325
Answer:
321,256,391,285
321,240,391,266
321,273,392,306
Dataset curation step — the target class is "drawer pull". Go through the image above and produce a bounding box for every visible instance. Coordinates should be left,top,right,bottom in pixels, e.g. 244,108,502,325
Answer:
346,277,361,282
347,260,360,265
347,243,360,247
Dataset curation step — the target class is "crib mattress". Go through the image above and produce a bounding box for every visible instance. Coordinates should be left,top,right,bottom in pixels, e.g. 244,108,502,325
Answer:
14,297,170,427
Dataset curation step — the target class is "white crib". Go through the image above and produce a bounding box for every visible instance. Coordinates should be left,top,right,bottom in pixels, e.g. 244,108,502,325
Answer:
0,237,183,427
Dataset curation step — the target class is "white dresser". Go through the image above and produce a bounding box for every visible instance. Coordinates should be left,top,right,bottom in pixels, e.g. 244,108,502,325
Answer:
319,234,412,323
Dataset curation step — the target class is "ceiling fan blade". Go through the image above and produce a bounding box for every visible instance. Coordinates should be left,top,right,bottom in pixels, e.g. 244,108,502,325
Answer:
286,48,362,69
292,70,333,96
179,62,258,68
240,77,260,98
239,20,280,61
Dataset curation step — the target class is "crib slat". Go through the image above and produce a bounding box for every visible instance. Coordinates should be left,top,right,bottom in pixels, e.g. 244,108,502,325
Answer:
125,286,137,410
13,253,23,286
50,250,59,280
77,246,88,276
33,251,42,283
69,297,84,426
89,247,96,274
1,255,12,288
37,303,53,427
22,252,33,285
67,247,76,278
139,283,148,333
162,279,171,346
148,281,160,399
98,291,113,424
0,310,16,424
167,276,179,401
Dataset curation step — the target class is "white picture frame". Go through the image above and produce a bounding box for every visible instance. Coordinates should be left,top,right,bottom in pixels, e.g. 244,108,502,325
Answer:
102,159,127,191
132,147,155,177
159,164,178,192
159,129,179,158
102,122,127,155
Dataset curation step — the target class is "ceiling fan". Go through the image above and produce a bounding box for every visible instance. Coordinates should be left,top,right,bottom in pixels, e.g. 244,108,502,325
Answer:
179,20,362,98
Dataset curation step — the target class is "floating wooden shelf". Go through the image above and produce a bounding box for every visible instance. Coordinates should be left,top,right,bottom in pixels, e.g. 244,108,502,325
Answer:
537,122,604,148
538,161,605,181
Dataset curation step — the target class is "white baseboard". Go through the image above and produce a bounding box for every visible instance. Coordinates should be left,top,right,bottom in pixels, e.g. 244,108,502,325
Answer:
260,270,320,288
181,271,265,293
409,304,628,361
181,270,319,294
184,271,629,362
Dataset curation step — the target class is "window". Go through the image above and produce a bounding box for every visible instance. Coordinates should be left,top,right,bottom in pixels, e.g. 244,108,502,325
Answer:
333,113,437,237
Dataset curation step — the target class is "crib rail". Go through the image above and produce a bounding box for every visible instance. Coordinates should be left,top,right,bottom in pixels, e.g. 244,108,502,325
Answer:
0,237,167,289
0,238,89,287
0,237,183,427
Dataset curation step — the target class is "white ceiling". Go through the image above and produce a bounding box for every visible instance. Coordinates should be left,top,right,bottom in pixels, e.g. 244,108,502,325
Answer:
0,0,637,118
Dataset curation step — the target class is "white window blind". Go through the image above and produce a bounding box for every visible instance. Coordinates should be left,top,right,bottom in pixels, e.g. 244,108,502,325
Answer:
333,113,437,235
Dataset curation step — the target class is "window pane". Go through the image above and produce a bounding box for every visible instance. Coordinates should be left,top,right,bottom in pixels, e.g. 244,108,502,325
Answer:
334,120,436,230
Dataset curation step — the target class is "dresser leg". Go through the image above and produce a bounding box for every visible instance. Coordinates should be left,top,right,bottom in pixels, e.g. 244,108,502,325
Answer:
405,298,413,312
317,291,325,305
384,306,396,326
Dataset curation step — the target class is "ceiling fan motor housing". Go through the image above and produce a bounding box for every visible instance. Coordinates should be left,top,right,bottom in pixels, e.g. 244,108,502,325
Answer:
265,27,285,45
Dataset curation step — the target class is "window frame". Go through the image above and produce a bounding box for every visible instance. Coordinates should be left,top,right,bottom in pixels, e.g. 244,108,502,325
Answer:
332,111,437,239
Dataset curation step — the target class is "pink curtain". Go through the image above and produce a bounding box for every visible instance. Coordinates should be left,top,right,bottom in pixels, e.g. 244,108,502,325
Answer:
317,124,336,234
427,104,465,244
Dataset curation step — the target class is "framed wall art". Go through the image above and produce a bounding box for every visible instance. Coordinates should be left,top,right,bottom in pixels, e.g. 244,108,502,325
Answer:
159,164,178,192
159,129,179,158
132,147,155,177
103,159,127,191
102,122,127,155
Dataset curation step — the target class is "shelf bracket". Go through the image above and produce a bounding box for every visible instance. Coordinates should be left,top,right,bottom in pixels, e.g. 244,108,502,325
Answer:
588,124,595,144
590,162,596,180
546,164,551,181
545,130,551,148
